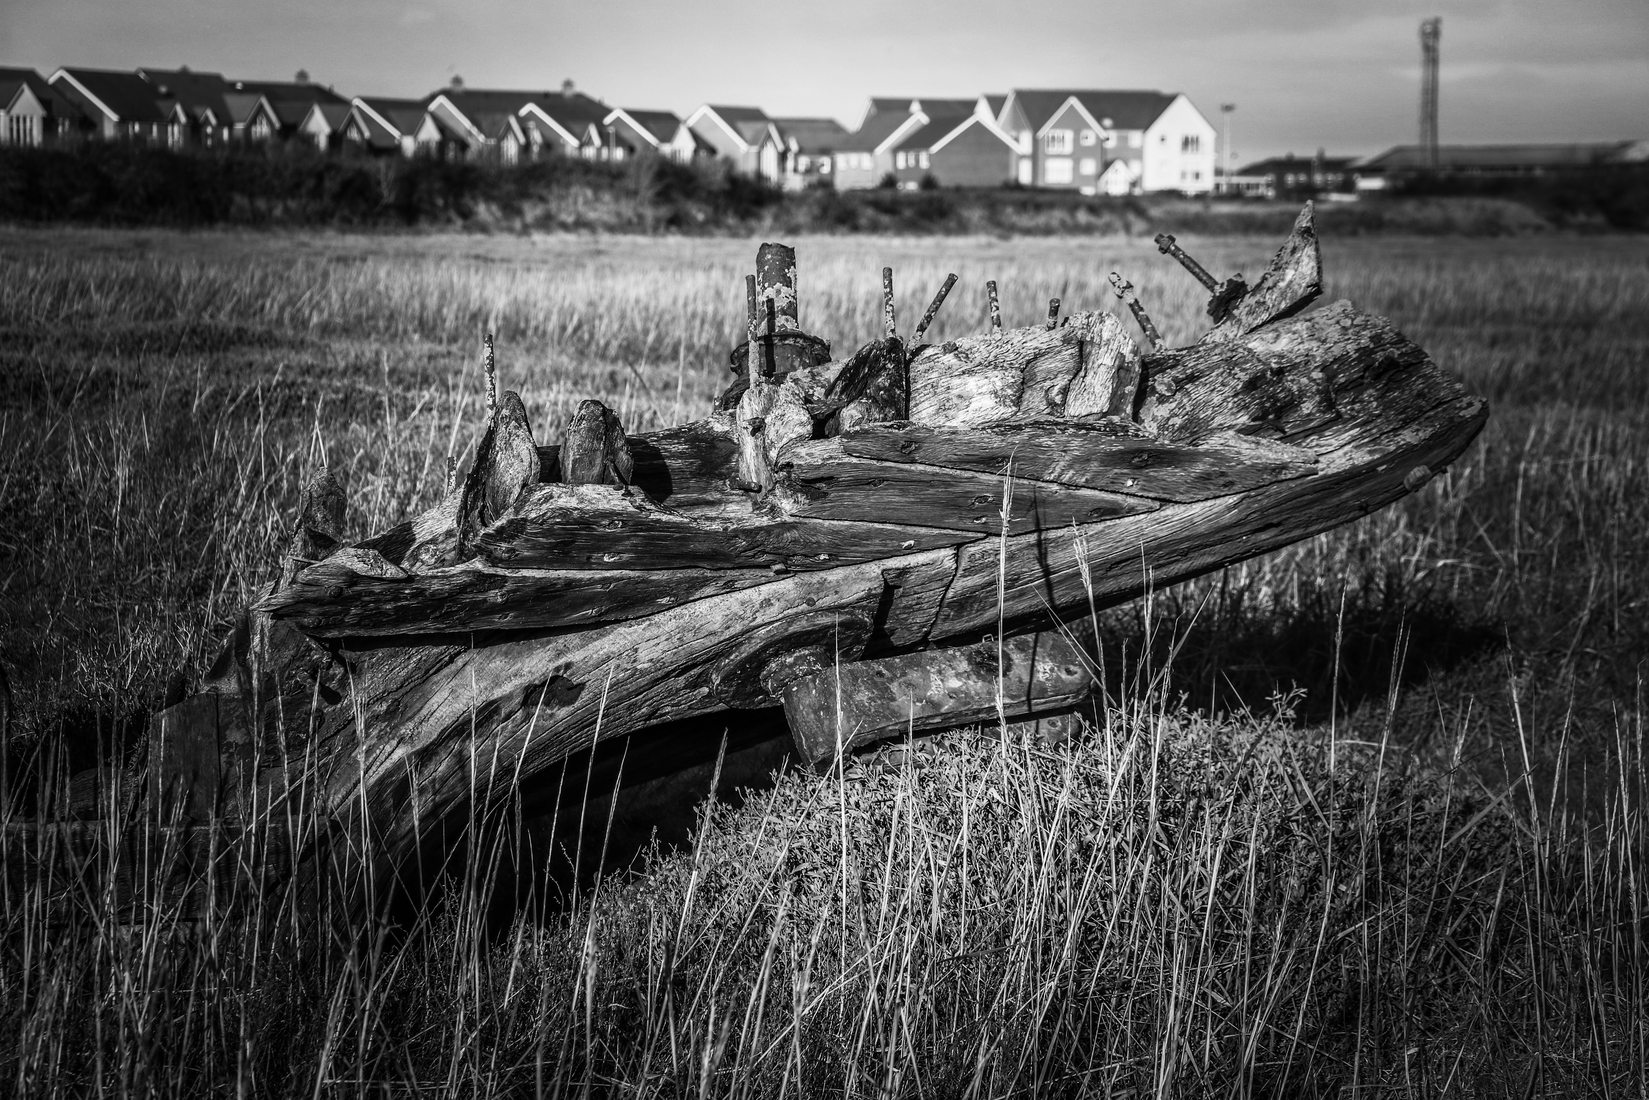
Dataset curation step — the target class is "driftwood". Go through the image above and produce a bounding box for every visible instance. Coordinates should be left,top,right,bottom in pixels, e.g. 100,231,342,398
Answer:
12,204,1487,915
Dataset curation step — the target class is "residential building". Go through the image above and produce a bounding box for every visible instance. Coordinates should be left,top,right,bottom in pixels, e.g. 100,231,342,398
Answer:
885,100,1017,189
1237,152,1359,197
685,104,785,183
604,108,703,164
519,90,610,158
0,67,80,146
299,101,352,153
48,67,174,143
771,116,849,188
137,67,231,146
996,89,1215,194
340,97,429,156
425,88,538,161
230,78,348,141
831,98,919,190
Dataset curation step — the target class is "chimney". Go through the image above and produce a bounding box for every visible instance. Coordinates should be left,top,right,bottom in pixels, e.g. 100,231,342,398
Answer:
295,69,311,84
451,74,464,91
561,78,576,95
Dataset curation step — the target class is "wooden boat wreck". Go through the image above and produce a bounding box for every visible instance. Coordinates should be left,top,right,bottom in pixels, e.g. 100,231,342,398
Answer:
99,203,1485,907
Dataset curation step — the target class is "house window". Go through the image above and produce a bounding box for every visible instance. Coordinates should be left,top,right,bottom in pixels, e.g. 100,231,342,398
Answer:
1080,130,1096,146
1128,132,1141,148
1044,129,1073,155
895,151,907,169
917,151,929,169
251,116,272,141
1045,158,1073,184
1181,134,1201,153
820,158,831,174
796,154,810,172
1078,157,1096,176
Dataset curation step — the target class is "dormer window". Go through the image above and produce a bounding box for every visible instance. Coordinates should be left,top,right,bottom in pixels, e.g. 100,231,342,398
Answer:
1044,129,1073,156
1079,131,1097,147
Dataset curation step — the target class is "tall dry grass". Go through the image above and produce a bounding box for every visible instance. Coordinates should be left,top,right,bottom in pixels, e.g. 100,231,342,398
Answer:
1,225,1646,1095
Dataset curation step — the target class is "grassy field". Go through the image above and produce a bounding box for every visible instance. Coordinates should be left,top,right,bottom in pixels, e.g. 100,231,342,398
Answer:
1,224,1647,1096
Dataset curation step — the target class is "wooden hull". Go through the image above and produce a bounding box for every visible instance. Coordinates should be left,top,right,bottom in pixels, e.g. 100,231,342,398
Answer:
118,206,1485,906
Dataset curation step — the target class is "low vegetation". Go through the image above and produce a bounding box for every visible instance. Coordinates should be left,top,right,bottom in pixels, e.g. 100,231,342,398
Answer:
1,228,1646,1095
4,142,1643,235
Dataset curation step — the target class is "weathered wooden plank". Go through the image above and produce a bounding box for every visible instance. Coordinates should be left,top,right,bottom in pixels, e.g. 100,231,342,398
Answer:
778,630,1095,765
257,557,784,637
562,399,633,487
776,437,1161,535
476,483,981,572
1062,312,1143,418
1202,201,1322,342
293,548,964,911
834,420,1318,502
1238,301,1471,455
927,395,1488,639
457,389,540,555
1138,312,1342,443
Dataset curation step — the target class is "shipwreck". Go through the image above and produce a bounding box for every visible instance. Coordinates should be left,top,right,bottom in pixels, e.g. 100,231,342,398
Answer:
14,204,1488,913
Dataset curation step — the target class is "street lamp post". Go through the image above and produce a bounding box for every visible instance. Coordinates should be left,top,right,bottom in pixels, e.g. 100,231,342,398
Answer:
1220,103,1236,194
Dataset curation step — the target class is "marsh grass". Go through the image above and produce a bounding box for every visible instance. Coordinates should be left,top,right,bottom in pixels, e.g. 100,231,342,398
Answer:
1,226,1647,1095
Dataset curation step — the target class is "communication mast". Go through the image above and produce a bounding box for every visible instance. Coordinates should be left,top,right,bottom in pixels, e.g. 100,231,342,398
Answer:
1419,17,1441,169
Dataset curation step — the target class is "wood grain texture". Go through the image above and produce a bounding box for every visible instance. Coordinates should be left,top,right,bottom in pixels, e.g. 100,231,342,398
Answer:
776,436,1160,535
1203,201,1322,342
928,395,1487,638
478,483,981,572
835,420,1317,502
780,630,1094,764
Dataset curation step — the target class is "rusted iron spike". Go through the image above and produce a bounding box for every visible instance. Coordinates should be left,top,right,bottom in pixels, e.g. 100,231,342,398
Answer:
483,333,497,412
882,267,896,338
1109,273,1161,350
1155,232,1248,322
1153,233,1220,292
1045,297,1061,330
761,298,778,378
986,279,1001,330
745,274,761,378
913,273,958,344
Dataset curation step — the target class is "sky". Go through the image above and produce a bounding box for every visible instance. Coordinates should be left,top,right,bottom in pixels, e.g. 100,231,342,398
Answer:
7,0,1646,163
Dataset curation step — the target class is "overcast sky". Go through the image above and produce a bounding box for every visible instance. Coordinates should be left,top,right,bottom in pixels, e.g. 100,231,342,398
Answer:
8,0,1646,162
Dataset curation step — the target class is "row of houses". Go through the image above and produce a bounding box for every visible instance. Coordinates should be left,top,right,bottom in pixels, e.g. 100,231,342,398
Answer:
1,63,1222,195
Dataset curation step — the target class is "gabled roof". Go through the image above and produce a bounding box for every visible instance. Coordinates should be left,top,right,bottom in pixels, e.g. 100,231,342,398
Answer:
607,108,686,146
1005,89,1177,133
910,98,976,117
267,98,320,127
888,107,1017,155
1355,143,1636,171
521,91,611,145
50,67,170,123
229,79,347,106
222,91,269,127
858,97,913,129
773,117,849,153
0,67,75,116
838,101,920,153
301,102,351,132
136,68,231,122
978,94,1006,120
354,97,428,139
688,104,774,150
